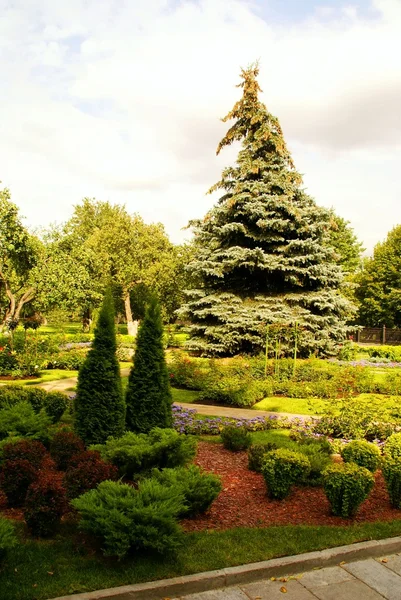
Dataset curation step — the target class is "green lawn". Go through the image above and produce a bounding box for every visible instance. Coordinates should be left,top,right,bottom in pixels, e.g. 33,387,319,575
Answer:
253,396,326,415
0,369,78,387
171,388,202,404
3,520,401,600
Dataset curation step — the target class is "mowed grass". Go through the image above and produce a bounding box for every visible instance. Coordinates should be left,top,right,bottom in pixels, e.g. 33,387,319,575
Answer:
253,396,326,415
4,521,401,600
0,369,78,387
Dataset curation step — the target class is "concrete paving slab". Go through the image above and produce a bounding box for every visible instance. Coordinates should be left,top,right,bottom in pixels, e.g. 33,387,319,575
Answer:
240,579,317,600
378,555,401,577
309,579,386,600
298,565,354,589
174,589,248,600
344,558,401,600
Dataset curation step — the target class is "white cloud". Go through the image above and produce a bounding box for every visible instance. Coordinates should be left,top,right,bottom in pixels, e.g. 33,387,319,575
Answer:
0,0,400,253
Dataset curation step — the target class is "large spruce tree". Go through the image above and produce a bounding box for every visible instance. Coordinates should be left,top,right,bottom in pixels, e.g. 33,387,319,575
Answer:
74,288,125,444
125,296,172,433
180,64,353,357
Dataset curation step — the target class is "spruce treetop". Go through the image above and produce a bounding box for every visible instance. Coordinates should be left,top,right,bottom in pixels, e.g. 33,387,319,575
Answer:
181,64,354,356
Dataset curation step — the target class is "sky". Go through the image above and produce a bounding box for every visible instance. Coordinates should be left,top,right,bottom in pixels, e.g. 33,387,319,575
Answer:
0,0,400,254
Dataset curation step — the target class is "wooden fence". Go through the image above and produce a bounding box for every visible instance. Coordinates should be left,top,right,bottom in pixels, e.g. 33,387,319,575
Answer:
355,326,401,345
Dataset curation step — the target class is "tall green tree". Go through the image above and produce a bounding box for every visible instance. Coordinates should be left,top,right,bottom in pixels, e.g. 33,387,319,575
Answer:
74,288,125,444
355,225,401,327
180,64,353,356
126,296,172,433
0,186,40,330
56,199,178,334
327,211,364,275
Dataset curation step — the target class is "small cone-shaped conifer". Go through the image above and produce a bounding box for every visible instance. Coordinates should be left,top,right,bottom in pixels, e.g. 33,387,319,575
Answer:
74,288,125,444
179,64,354,357
126,296,172,433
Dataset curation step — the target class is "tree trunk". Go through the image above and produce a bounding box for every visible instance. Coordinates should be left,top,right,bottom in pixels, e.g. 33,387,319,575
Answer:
124,291,139,337
0,270,34,330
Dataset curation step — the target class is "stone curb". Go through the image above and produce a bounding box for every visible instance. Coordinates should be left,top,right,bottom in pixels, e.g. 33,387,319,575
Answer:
48,535,401,600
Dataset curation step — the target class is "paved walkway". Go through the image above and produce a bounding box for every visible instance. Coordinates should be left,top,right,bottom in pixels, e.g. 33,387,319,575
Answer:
173,554,401,599
38,374,309,420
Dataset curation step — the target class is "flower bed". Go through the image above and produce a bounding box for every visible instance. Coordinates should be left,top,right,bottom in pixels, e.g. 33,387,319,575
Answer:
182,441,401,531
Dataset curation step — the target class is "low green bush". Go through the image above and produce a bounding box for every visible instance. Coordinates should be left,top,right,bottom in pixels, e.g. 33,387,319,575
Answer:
297,444,332,485
382,457,401,509
379,371,401,396
248,443,277,472
150,466,222,516
0,517,17,562
262,449,310,500
45,350,87,370
0,402,51,443
368,346,401,362
341,440,381,472
91,428,196,479
384,433,401,459
0,386,68,423
72,479,185,558
221,426,252,452
167,352,207,390
199,377,272,408
323,463,374,517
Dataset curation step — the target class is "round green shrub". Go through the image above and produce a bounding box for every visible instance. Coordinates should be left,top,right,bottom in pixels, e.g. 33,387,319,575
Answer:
384,433,401,459
341,440,381,472
247,443,277,472
323,463,374,517
382,457,401,509
221,426,251,452
262,449,310,500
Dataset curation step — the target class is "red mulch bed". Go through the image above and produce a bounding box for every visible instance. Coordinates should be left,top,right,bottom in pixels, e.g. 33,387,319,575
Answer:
181,441,401,532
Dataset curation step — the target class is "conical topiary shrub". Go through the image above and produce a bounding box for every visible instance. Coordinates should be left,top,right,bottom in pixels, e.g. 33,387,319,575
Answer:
126,296,172,433
74,288,125,445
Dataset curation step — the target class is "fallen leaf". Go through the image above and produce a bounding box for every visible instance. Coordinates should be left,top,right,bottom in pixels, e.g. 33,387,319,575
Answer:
279,577,288,582
47,572,54,576
280,586,287,593
270,577,276,581
381,559,388,563
339,561,346,565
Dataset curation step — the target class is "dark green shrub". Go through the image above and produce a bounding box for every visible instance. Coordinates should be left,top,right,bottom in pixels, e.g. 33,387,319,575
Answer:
384,433,401,459
341,440,381,472
248,443,277,472
63,450,119,499
323,463,374,517
382,457,401,509
45,350,87,371
24,472,67,536
91,428,196,479
221,426,251,452
126,296,172,433
72,479,185,558
0,386,67,423
0,517,17,562
150,466,221,516
42,392,69,423
49,430,85,470
74,289,125,445
262,449,310,499
1,459,38,506
0,402,51,443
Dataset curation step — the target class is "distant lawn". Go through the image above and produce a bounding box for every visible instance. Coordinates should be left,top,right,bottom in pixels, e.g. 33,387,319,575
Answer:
171,388,201,404
253,396,326,416
0,369,78,387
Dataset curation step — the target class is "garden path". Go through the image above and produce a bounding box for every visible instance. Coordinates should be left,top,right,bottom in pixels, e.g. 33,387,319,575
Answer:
36,370,309,420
